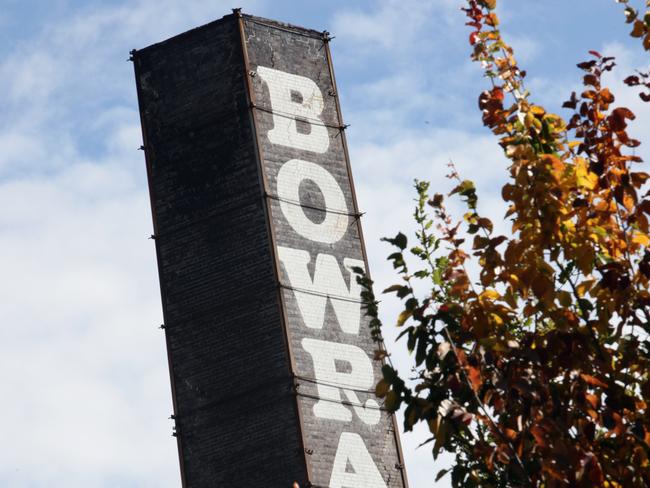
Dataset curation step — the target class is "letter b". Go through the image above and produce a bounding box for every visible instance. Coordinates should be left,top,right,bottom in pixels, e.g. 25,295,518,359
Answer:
257,66,329,154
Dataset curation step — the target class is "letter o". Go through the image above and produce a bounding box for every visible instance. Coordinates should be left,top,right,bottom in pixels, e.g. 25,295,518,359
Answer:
276,159,349,244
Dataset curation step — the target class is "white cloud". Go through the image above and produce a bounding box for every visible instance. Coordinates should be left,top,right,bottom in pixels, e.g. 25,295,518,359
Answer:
0,0,479,484
331,0,461,59
0,1,269,485
0,115,178,482
506,33,542,63
7,1,645,487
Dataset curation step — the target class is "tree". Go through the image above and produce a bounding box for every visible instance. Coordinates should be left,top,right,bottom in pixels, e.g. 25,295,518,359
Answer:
356,0,650,486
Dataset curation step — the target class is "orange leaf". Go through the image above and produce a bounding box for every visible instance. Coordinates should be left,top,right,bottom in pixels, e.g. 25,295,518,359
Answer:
600,88,615,104
580,373,608,388
631,172,650,188
530,426,547,447
479,0,497,10
585,393,599,409
504,428,518,441
631,20,646,38
468,366,482,391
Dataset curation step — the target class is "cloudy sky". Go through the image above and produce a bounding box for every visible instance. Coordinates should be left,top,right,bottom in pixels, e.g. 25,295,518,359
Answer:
1,0,648,486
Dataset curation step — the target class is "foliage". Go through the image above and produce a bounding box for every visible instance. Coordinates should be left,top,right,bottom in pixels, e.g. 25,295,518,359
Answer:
357,0,650,486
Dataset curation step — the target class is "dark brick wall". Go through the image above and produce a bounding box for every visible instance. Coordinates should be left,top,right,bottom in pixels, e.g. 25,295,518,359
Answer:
242,17,407,488
133,12,407,488
133,14,307,487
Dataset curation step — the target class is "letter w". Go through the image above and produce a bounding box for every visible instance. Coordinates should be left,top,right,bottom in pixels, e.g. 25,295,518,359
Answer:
277,246,364,335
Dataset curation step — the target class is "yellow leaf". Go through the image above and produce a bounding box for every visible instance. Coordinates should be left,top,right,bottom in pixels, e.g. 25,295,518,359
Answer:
576,279,596,297
486,12,499,26
529,105,546,116
480,289,500,301
490,313,504,325
575,159,598,189
633,233,650,246
397,309,412,326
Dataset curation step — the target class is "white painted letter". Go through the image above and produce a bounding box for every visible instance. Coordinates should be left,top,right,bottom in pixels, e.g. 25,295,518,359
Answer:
277,247,363,334
302,338,380,425
257,66,329,154
276,159,349,244
329,432,387,488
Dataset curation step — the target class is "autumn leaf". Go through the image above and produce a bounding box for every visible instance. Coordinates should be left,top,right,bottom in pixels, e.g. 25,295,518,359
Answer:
396,309,412,326
580,373,609,389
609,107,636,131
356,3,650,486
479,0,497,10
468,365,482,391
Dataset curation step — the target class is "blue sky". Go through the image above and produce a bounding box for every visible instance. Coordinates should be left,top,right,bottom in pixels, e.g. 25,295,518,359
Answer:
1,1,648,487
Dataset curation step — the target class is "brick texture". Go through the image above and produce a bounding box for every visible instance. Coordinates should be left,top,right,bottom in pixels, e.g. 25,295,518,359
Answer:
133,14,307,487
133,12,407,488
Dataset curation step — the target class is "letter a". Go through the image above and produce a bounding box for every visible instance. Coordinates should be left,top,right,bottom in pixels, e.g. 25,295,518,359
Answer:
329,433,387,488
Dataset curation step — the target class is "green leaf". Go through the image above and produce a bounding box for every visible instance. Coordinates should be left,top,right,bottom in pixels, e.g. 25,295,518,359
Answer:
410,246,425,256
383,232,408,250
382,364,398,383
432,268,443,286
436,469,450,482
350,265,365,275
404,298,418,311
415,332,428,366
375,379,389,398
450,179,475,196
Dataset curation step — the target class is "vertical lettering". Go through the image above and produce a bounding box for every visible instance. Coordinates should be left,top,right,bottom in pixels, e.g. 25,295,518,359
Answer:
256,63,398,485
